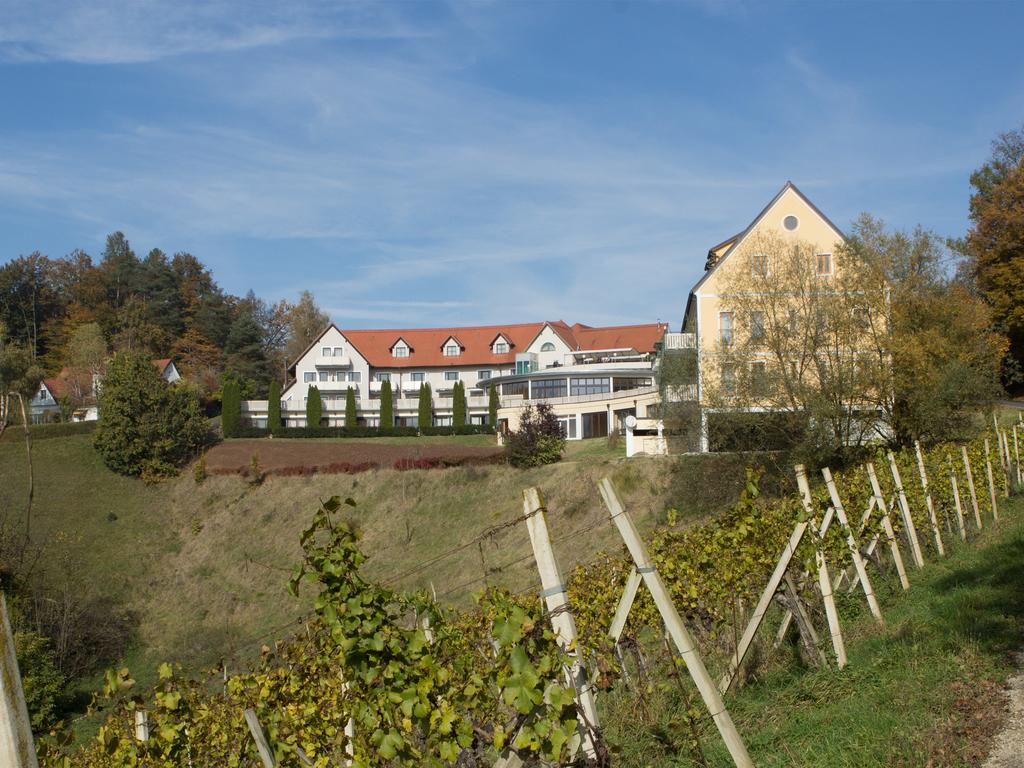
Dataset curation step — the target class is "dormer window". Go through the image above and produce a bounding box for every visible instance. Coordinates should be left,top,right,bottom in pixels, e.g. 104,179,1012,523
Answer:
494,341,508,354
392,339,410,358
442,336,462,357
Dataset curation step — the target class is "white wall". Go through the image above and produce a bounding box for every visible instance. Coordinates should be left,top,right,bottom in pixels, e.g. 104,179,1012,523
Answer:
525,325,574,369
282,326,371,411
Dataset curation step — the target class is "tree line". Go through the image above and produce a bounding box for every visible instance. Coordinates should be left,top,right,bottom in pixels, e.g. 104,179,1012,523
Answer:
0,231,331,409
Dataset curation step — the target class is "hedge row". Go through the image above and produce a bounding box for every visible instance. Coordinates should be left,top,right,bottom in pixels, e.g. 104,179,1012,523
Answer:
0,420,98,443
230,424,496,439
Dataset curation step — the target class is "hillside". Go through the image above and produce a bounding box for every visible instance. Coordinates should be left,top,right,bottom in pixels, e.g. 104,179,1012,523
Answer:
0,433,751,681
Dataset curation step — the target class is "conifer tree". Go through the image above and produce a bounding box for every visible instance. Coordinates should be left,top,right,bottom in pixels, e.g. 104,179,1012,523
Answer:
306,385,322,428
345,386,357,427
267,380,281,433
379,380,393,428
488,382,499,428
418,382,432,430
453,380,467,427
221,379,241,438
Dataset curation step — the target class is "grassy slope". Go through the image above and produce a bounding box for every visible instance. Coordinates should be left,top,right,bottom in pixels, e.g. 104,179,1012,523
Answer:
0,434,678,683
603,495,1024,767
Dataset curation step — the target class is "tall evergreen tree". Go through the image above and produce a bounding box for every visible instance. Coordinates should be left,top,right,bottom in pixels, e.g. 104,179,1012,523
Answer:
267,380,281,433
488,382,499,428
379,380,393,428
452,380,466,427
345,386,357,427
220,379,241,438
418,382,432,429
306,385,322,428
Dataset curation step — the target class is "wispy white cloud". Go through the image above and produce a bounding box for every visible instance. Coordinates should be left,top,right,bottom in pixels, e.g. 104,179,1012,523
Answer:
0,0,431,64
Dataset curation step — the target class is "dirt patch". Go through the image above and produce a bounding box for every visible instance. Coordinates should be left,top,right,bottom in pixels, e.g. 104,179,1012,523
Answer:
913,677,1006,767
205,438,506,476
983,652,1024,768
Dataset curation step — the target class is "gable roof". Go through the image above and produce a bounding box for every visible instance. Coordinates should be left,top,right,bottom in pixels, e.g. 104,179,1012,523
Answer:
689,180,846,298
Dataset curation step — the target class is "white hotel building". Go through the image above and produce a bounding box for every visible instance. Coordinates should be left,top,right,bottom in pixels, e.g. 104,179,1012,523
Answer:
242,320,672,439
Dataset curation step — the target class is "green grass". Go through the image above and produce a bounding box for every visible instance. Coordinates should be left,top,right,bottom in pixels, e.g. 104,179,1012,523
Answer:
602,496,1024,766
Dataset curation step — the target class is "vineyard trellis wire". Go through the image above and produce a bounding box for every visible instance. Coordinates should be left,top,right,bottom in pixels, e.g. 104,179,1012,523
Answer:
3,417,1023,767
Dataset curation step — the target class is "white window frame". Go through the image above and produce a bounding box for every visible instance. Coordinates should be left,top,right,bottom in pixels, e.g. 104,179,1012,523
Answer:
816,252,833,276
410,372,425,382
392,342,409,358
477,370,492,380
321,347,332,357
444,371,459,381
719,311,734,346
303,372,316,382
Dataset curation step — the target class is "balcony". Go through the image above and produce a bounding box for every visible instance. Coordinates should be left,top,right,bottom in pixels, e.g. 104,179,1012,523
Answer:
314,355,351,368
663,333,696,351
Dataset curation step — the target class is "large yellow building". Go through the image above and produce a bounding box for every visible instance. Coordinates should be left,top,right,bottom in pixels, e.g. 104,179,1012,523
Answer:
679,181,849,451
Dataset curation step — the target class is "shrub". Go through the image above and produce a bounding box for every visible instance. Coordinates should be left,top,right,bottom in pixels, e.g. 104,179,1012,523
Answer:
379,380,393,428
93,352,208,477
505,403,565,468
14,629,65,730
418,383,432,430
193,454,208,484
267,380,282,433
420,424,495,436
453,381,467,427
306,385,322,427
346,386,357,427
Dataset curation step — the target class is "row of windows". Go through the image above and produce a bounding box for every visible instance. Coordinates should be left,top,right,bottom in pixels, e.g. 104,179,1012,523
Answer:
719,304,871,345
375,370,496,382
320,346,345,357
747,251,833,277
390,339,559,359
304,371,361,383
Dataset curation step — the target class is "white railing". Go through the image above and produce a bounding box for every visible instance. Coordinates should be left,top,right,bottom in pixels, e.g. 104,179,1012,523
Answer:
314,355,351,368
665,384,698,402
663,332,696,350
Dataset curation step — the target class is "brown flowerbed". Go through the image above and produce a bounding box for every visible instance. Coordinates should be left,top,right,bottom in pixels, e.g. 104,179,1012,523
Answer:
204,438,506,477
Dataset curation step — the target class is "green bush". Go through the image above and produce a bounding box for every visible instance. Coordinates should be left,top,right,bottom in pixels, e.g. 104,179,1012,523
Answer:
267,380,282,433
346,386,357,427
14,629,65,730
505,403,565,468
306,385,322,427
226,425,492,439
93,352,208,477
379,380,393,428
0,421,96,443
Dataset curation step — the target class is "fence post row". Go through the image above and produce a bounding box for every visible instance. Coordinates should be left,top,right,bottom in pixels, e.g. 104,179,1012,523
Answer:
960,446,983,530
887,452,925,568
522,487,601,761
1013,424,1022,487
793,466,847,668
984,439,1000,522
999,429,1011,497
0,593,38,768
598,478,754,768
820,467,885,626
865,463,910,591
913,441,946,556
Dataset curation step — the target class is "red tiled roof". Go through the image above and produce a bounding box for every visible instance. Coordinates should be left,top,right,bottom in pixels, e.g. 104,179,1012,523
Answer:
338,320,668,369
152,358,172,372
42,377,67,398
343,322,548,368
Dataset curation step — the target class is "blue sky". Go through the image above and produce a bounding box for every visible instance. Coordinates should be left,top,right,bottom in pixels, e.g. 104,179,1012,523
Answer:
1,0,1022,329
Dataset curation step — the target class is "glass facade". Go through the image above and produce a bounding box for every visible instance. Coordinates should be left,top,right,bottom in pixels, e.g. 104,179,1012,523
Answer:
612,377,652,391
531,378,568,399
570,377,610,396
502,381,529,397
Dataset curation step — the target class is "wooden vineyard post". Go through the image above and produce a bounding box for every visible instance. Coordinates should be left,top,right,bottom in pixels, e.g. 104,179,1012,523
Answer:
718,518,809,693
1000,430,1011,498
245,709,277,768
1014,425,1022,488
794,466,847,668
0,593,38,768
608,567,642,645
134,710,150,742
523,488,601,760
914,441,945,556
960,446,983,530
887,452,925,568
820,468,884,626
865,463,910,590
598,478,754,768
985,439,1000,522
948,459,967,541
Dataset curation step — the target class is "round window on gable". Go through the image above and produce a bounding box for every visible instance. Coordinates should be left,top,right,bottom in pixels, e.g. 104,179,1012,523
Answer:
540,342,556,352
783,215,799,231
